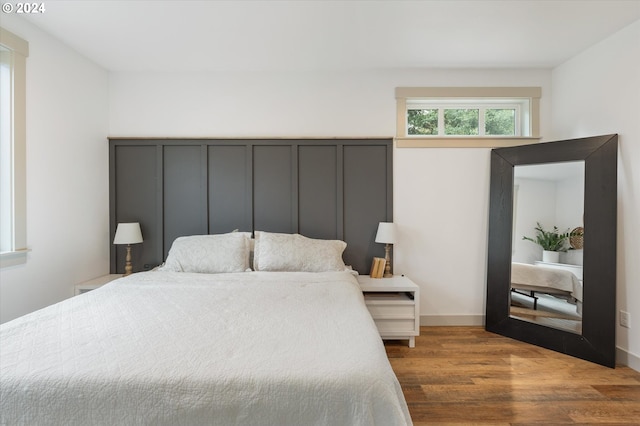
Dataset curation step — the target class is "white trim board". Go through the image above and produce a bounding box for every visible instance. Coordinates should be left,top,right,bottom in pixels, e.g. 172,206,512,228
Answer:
616,347,640,372
420,315,485,327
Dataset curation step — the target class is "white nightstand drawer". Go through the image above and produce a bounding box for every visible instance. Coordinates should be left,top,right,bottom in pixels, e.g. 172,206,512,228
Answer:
366,303,415,318
374,318,417,333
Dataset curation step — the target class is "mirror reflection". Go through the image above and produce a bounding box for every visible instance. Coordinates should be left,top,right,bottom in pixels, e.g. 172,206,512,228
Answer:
510,161,585,334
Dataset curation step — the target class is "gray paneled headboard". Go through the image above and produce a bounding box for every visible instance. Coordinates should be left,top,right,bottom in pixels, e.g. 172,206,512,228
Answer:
109,138,393,274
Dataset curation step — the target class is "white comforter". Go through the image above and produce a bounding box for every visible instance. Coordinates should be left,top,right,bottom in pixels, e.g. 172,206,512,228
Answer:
511,262,582,301
0,271,412,425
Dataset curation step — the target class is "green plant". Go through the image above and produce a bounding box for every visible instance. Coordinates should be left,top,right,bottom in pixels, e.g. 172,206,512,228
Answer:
522,222,572,252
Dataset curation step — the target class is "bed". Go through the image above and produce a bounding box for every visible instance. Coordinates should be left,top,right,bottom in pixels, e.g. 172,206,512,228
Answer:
511,262,582,312
0,232,412,425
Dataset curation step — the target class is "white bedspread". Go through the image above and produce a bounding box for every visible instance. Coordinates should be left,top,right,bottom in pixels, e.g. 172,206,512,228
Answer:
511,262,582,302
0,271,411,425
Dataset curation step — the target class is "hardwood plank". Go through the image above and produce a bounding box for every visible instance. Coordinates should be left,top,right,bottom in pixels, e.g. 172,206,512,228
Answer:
567,401,640,423
591,385,640,401
386,326,640,425
406,401,574,423
419,384,606,402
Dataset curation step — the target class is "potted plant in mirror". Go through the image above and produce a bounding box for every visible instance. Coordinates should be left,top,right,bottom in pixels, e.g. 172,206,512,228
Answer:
522,222,572,263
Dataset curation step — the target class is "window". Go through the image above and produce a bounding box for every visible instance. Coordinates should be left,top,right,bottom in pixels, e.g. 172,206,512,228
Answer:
396,87,541,148
407,99,525,137
1,27,28,267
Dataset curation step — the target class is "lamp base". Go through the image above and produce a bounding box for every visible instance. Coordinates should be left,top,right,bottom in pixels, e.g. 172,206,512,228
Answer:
123,244,133,276
383,243,393,278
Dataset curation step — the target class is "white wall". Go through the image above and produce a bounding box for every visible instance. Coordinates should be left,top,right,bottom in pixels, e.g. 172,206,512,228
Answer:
110,68,553,325
512,178,558,264
556,174,584,232
551,20,640,367
0,16,109,323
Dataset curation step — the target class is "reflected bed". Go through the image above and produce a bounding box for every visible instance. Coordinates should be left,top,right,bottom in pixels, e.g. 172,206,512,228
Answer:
511,262,582,312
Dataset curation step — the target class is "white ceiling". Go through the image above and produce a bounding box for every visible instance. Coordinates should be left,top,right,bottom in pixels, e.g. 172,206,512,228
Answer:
17,0,640,72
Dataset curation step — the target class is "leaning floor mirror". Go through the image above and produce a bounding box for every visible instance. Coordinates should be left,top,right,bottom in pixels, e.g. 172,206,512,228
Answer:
485,134,618,367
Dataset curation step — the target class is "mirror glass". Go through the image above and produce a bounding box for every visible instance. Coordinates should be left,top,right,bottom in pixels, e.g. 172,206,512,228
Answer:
510,161,584,334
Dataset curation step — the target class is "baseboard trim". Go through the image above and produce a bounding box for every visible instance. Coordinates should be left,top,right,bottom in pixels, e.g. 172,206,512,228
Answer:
616,347,640,372
420,315,485,326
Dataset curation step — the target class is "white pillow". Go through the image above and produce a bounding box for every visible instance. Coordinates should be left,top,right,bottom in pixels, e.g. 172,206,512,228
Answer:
160,233,251,273
253,231,347,272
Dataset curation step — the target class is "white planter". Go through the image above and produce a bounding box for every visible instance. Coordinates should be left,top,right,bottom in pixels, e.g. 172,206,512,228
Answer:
542,250,560,263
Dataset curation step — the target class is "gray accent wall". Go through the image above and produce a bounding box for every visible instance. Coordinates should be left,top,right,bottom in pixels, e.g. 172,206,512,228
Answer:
109,139,393,275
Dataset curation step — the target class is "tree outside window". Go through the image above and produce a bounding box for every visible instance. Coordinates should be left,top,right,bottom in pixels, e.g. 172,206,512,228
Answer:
407,109,438,135
486,109,516,135
444,109,479,135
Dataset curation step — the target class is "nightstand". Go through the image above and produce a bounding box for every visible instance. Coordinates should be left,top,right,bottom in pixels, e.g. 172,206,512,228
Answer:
357,274,420,348
75,274,122,295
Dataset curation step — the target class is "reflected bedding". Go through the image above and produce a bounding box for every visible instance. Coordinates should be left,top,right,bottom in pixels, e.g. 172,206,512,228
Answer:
511,262,582,302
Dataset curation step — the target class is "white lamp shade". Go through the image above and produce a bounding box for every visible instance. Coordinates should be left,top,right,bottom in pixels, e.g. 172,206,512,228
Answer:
113,222,143,245
375,222,396,244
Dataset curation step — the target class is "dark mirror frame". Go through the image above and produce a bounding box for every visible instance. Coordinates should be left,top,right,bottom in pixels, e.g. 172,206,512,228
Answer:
486,134,618,368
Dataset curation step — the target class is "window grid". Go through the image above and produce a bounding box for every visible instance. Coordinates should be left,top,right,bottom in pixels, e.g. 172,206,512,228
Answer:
0,49,13,253
407,102,522,137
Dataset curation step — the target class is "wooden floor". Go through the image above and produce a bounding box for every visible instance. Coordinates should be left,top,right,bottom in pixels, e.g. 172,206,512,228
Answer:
385,327,640,425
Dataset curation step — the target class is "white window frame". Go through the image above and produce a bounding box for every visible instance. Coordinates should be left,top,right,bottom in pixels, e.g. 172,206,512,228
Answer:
396,87,541,148
407,100,524,137
0,27,29,268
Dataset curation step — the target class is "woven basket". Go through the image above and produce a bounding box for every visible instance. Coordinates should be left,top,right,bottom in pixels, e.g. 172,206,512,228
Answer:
570,227,584,249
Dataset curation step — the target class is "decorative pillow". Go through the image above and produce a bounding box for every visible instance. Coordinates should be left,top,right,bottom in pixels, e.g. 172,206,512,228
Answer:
253,231,347,272
160,233,251,273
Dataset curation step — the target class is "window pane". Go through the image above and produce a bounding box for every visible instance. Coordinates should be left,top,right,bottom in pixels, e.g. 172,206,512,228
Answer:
444,109,478,135
407,109,438,135
486,108,516,135
0,49,12,253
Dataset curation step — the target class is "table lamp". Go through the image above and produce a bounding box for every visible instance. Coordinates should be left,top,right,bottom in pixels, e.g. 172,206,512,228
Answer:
375,222,396,278
113,222,143,276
